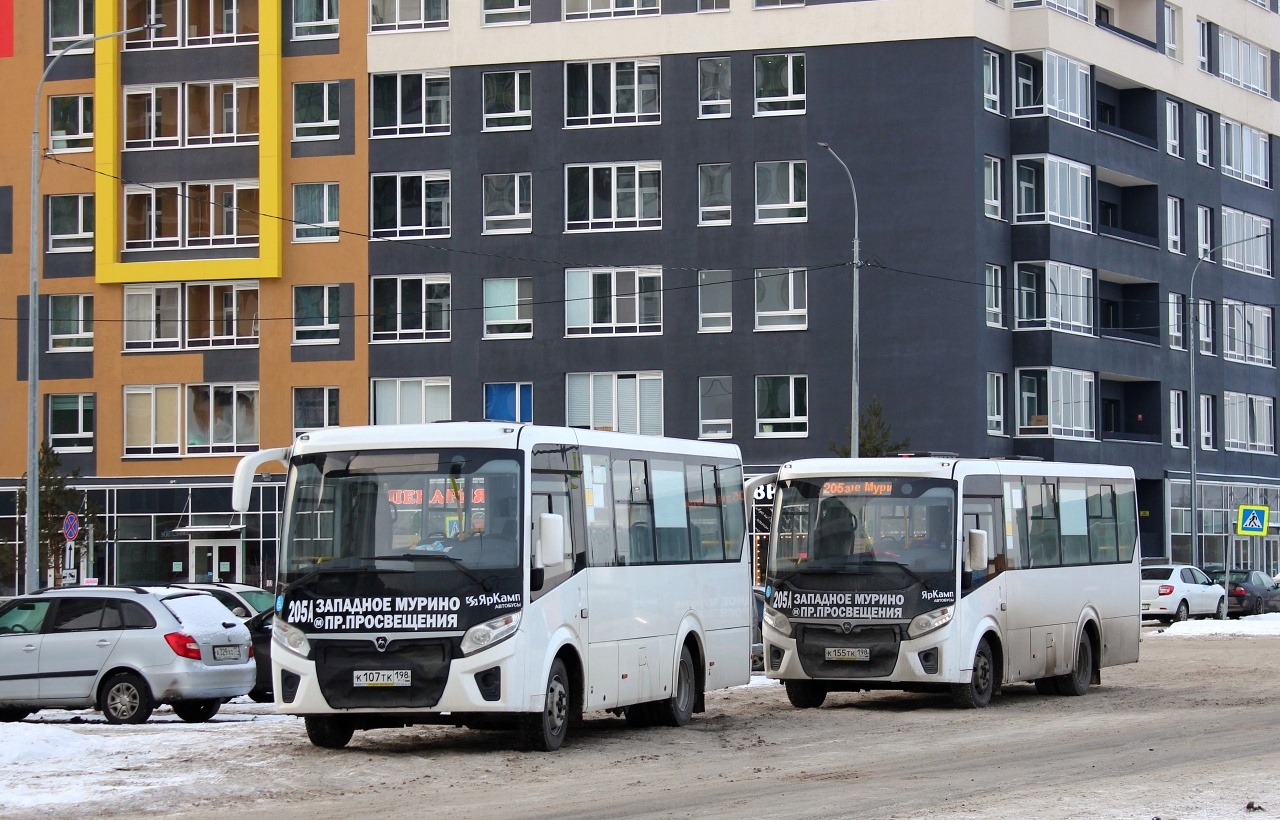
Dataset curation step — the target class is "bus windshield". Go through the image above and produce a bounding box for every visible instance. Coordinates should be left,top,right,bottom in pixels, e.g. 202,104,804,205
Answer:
770,477,956,583
281,448,523,585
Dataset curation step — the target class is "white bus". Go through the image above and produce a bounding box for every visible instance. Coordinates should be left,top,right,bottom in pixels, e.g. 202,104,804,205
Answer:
753,456,1140,709
232,422,751,749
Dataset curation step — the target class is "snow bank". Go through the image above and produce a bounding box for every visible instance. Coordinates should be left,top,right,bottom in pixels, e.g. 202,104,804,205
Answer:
0,723,119,767
1153,612,1280,638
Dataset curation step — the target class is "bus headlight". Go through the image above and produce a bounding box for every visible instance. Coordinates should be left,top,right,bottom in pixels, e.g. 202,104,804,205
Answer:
272,616,311,659
763,606,792,638
461,612,522,656
907,605,953,639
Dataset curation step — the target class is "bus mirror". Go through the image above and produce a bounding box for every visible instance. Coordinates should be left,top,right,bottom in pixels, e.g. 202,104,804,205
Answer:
539,513,565,566
966,529,987,571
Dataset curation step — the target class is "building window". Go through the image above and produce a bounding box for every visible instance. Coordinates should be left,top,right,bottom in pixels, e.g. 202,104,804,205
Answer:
564,0,657,20
1167,196,1183,254
293,81,340,140
371,171,451,238
756,375,807,437
49,294,93,350
123,285,181,350
482,70,532,131
1220,118,1270,188
294,387,340,436
1223,301,1273,366
124,181,259,250
699,377,732,439
1012,51,1090,128
1010,0,1086,22
293,182,339,241
565,59,660,127
1199,393,1215,450
484,383,532,422
123,85,181,149
985,264,1004,328
755,268,806,330
698,57,731,118
1224,392,1275,453
184,80,259,146
1221,209,1272,277
1163,3,1180,60
1014,155,1091,231
293,284,341,344
372,378,452,424
699,0,729,9
124,1,181,49
123,385,180,456
1016,367,1095,439
698,164,731,226
1170,389,1186,447
754,54,804,115
755,161,806,223
371,274,451,342
1196,205,1213,261
698,270,732,332
483,278,533,338
565,162,661,232
1166,99,1181,156
565,267,662,336
184,283,258,348
48,194,94,251
1195,110,1211,166
49,394,94,452
1015,262,1094,334
1197,298,1215,355
566,372,663,435
371,72,449,137
294,0,339,38
185,383,259,454
482,173,532,234
1195,17,1210,72
49,95,92,151
49,0,94,53
370,0,448,31
1168,292,1186,350
983,50,1001,114
987,372,1005,435
185,0,259,46
483,0,530,25
1219,28,1270,97
983,156,1002,219
755,0,803,7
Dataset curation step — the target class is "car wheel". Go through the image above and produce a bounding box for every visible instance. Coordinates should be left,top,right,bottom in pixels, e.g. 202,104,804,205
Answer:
1173,601,1189,622
172,699,221,723
519,657,571,751
305,716,355,749
248,689,273,704
784,680,827,709
1055,631,1093,697
653,645,696,727
951,639,996,709
99,671,155,725
1215,598,1227,620
0,709,31,722
1253,597,1264,617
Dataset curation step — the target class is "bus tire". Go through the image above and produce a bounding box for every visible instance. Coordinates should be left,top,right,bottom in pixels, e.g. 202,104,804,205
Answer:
655,645,696,727
1055,631,1093,697
784,680,827,709
305,715,355,749
951,640,995,709
520,657,570,752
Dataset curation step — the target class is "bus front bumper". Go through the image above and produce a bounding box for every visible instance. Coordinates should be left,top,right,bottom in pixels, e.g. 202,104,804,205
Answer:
763,622,957,685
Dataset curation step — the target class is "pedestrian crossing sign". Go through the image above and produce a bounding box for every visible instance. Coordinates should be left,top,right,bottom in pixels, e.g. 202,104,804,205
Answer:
1235,505,1269,537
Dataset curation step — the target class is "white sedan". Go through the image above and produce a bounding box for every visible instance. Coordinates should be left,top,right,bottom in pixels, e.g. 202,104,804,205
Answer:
1141,564,1226,622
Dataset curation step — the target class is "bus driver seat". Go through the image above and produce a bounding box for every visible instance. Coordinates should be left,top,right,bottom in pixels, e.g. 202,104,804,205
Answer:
813,503,854,561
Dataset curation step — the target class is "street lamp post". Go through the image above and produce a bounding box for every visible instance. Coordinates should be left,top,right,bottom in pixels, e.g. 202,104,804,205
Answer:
818,142,862,458
26,23,156,594
1186,230,1270,616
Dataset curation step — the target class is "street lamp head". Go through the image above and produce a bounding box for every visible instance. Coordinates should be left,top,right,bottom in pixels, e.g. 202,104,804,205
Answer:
817,141,830,148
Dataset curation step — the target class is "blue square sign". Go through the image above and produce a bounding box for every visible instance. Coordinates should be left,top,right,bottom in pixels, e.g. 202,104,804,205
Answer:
1236,505,1269,537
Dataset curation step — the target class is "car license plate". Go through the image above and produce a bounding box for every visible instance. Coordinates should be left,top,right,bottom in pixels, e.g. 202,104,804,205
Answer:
353,670,411,687
825,647,870,661
213,645,240,661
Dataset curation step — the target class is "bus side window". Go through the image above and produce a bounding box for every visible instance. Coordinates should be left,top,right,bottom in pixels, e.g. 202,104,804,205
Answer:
1026,481,1061,567
1088,481,1119,563
1003,478,1028,570
530,480,574,599
962,497,1003,591
652,459,691,562
719,462,746,561
687,464,724,561
614,457,655,565
1116,480,1138,562
583,453,617,567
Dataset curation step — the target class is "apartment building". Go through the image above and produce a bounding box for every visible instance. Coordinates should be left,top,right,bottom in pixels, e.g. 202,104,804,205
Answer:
0,0,1276,592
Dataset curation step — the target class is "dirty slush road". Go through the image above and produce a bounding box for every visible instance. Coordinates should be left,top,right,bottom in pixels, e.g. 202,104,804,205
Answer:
28,631,1280,820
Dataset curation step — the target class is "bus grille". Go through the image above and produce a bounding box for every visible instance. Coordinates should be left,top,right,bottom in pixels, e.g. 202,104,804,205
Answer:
314,638,452,709
796,624,900,678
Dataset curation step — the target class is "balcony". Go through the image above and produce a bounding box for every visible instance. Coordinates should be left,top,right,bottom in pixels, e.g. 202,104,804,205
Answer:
1096,167,1159,248
1099,273,1159,345
1095,69,1158,150
1093,0,1157,50
1099,375,1161,443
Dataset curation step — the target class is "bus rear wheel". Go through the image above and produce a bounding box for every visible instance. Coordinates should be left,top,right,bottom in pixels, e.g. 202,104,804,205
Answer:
784,680,827,709
520,657,570,751
1054,631,1093,697
654,645,696,727
305,715,355,749
951,639,995,709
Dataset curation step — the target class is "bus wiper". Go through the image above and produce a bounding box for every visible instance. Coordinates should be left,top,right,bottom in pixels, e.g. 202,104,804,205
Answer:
772,559,872,587
379,552,497,592
866,559,933,591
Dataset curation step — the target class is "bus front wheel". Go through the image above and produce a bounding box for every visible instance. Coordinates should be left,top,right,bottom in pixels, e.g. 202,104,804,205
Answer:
951,640,995,709
784,680,827,709
305,715,355,749
520,657,570,751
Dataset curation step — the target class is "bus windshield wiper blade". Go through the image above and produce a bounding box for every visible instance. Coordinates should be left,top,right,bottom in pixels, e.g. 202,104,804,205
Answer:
379,552,496,591
866,559,933,590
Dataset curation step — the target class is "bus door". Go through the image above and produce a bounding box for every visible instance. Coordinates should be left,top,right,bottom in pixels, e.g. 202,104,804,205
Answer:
960,475,1006,675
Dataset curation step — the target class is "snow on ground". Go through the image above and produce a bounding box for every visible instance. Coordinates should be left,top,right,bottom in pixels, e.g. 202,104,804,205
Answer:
1150,611,1280,637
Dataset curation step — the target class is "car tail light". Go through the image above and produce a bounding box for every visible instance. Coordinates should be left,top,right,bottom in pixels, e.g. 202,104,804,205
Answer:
1231,586,1247,597
248,644,254,659
1158,585,1174,596
164,632,202,660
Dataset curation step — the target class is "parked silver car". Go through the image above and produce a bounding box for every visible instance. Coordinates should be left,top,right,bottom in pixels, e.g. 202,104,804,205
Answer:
0,586,254,724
